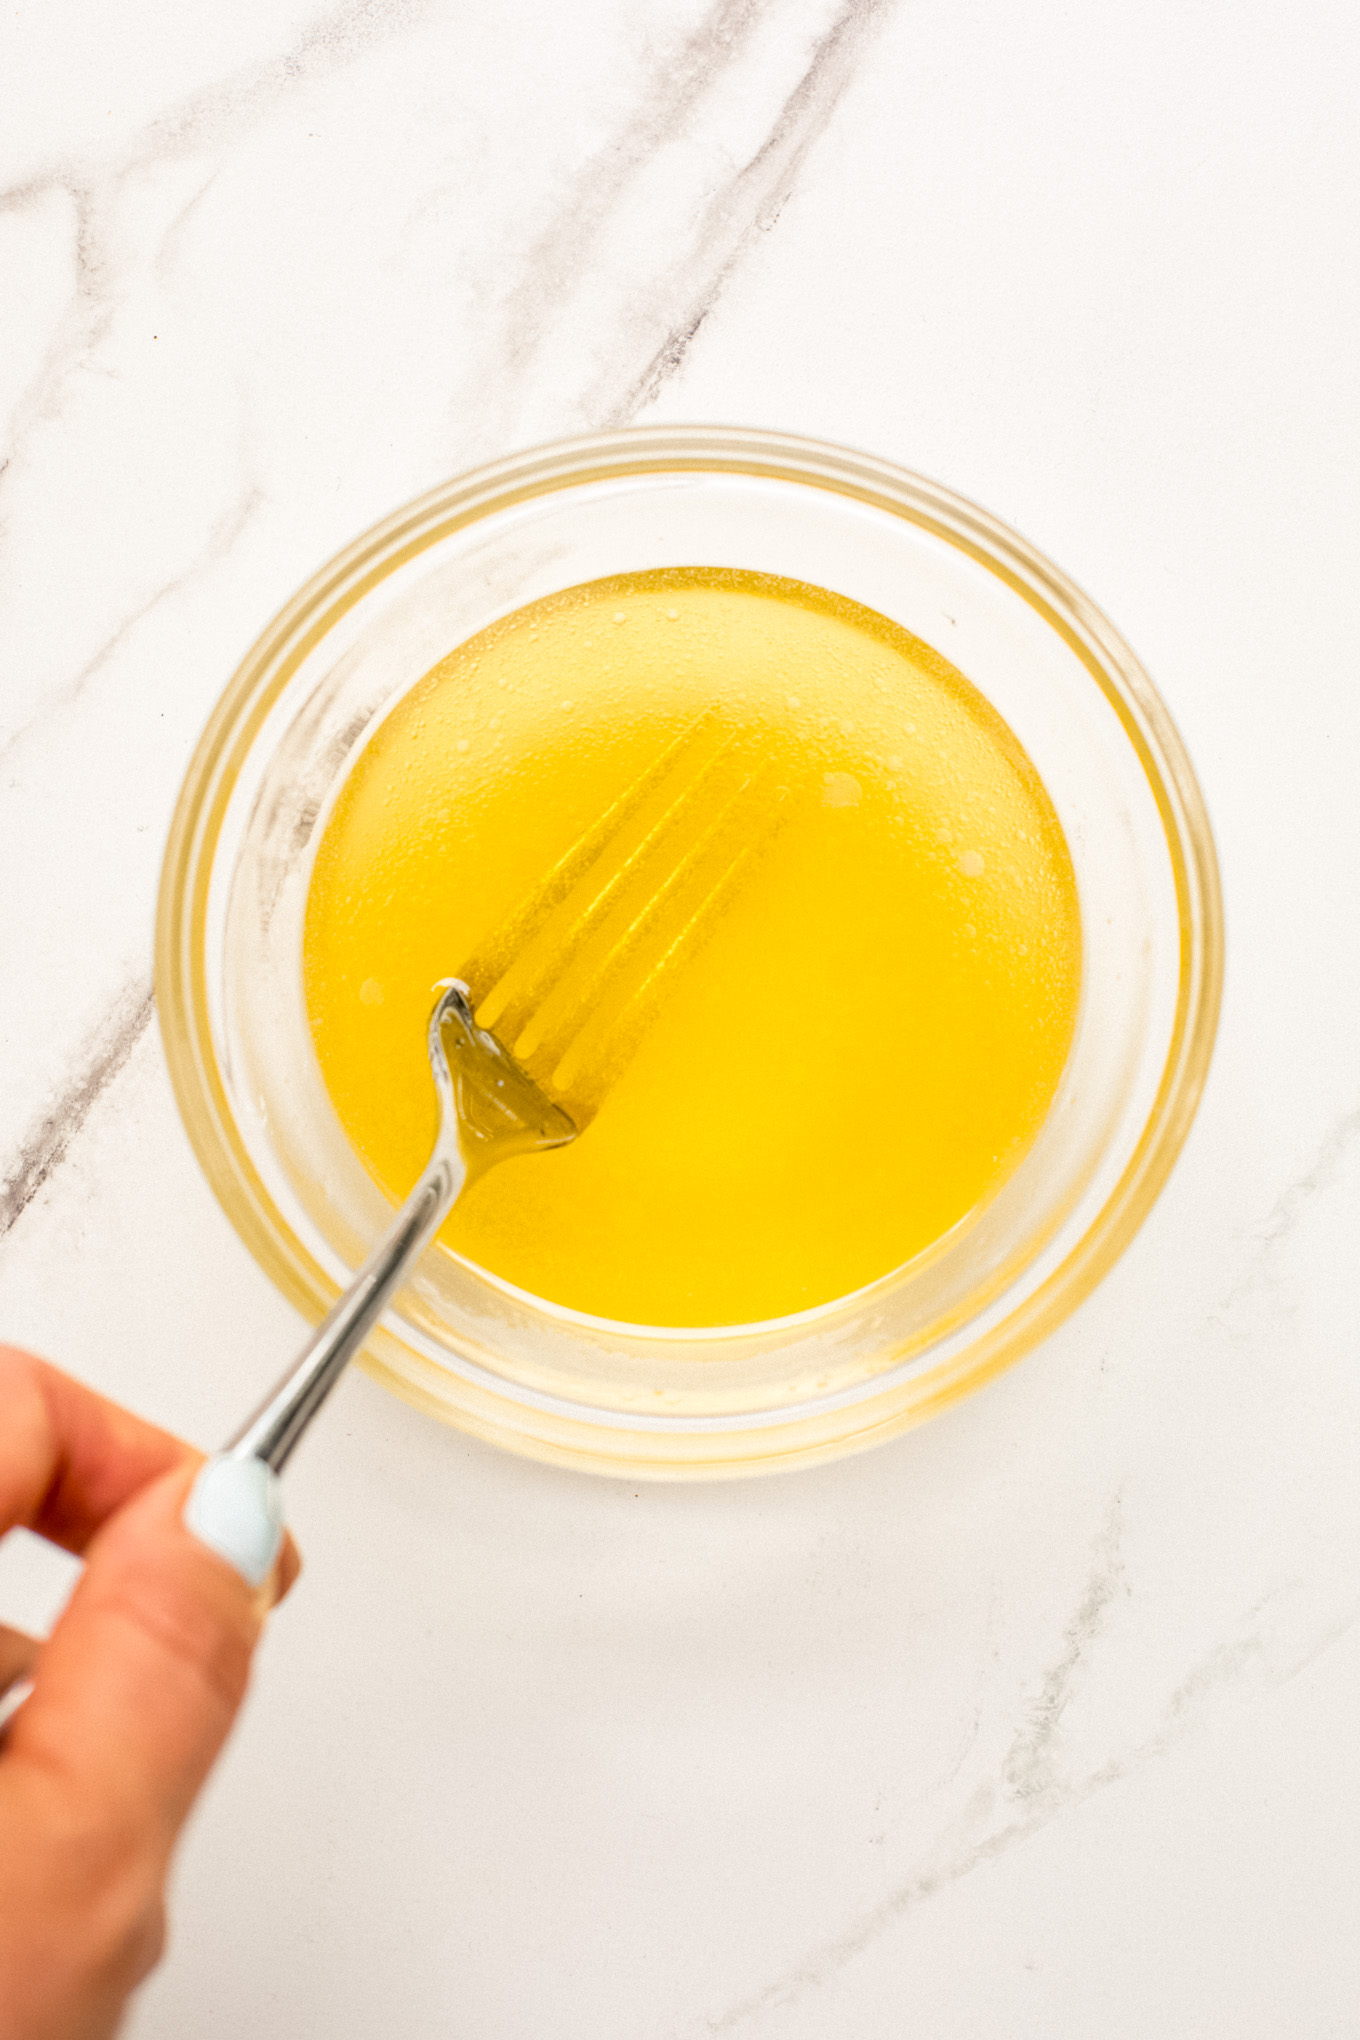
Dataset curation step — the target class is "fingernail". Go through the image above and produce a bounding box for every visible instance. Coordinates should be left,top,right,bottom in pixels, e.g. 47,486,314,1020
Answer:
184,1455,284,1588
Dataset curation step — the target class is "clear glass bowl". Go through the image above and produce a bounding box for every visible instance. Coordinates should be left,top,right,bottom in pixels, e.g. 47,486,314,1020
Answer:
157,427,1222,1478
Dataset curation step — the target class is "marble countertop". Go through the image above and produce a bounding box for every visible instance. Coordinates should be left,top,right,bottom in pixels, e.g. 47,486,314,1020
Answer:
2,1,1358,2032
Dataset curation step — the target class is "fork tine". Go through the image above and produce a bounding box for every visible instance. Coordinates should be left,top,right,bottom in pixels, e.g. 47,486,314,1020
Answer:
548,787,797,1117
462,714,718,1010
481,737,739,1043
513,767,782,1077
511,766,762,1065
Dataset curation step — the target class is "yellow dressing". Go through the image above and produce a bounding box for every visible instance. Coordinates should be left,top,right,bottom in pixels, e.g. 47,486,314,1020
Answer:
303,568,1081,1326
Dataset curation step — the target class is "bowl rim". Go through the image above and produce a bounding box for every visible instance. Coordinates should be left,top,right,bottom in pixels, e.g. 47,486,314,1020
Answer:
155,423,1223,1478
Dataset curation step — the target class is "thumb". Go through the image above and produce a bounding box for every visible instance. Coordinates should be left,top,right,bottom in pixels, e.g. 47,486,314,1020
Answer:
9,1460,298,1844
0,1467,297,2038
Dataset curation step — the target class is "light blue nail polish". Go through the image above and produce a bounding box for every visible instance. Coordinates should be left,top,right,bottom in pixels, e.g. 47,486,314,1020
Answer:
184,1455,284,1587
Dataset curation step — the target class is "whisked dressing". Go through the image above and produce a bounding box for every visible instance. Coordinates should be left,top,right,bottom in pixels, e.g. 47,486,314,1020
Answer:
304,568,1081,1327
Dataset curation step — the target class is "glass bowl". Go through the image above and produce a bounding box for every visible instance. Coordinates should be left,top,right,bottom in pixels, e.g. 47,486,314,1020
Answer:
156,426,1222,1478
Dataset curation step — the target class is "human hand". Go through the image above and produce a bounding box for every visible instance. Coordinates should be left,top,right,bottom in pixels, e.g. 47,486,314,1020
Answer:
0,1348,300,2040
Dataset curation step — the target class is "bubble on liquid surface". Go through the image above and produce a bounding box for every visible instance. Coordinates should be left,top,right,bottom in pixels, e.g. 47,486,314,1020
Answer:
823,772,862,809
359,978,384,1006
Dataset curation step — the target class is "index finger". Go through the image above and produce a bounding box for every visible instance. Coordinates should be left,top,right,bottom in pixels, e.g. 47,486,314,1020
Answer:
0,1347,193,1552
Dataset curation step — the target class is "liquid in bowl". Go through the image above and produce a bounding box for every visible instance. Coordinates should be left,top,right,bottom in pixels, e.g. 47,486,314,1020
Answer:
303,567,1082,1329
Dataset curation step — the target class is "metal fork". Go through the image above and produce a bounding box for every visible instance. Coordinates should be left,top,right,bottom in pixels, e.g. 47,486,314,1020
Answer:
0,985,571,1734
215,982,574,1484
467,715,789,1119
187,723,788,1541
0,737,794,1722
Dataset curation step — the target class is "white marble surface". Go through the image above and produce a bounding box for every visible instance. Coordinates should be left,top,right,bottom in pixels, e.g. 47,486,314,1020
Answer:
2,0,1358,2031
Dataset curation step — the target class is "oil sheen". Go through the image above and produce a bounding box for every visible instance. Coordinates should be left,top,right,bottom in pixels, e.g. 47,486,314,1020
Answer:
304,568,1081,1327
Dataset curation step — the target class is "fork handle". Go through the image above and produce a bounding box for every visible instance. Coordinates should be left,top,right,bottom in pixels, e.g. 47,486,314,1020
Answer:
226,1146,466,1473
0,1169,467,1740
2,1156,465,1734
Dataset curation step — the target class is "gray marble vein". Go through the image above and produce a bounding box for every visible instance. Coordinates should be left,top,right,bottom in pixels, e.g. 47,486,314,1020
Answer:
0,2,452,1213
0,478,265,773
696,1572,1360,2036
489,0,773,394
1245,1102,1360,1263
0,977,154,1243
0,0,448,775
603,0,904,428
0,0,904,1229
0,0,444,524
1001,1496,1125,1802
465,0,905,451
1214,1099,1360,1330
